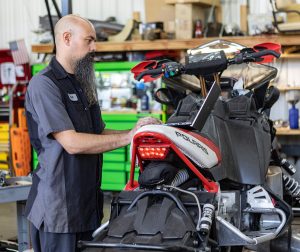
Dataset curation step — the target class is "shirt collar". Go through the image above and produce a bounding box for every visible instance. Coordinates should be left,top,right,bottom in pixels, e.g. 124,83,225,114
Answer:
49,56,69,80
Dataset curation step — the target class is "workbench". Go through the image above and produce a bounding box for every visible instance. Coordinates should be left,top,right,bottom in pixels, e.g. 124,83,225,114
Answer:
0,181,31,252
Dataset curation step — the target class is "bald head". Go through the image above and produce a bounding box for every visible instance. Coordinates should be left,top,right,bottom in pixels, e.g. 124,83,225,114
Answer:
54,14,96,73
54,14,95,46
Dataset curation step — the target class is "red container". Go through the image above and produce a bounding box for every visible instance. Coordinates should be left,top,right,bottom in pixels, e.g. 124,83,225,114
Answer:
253,43,282,63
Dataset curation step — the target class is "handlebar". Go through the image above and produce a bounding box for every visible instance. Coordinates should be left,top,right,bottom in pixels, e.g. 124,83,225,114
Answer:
136,68,167,82
251,50,281,58
135,48,281,81
228,49,281,65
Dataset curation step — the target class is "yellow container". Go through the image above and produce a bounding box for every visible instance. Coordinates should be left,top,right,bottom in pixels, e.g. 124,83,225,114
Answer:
0,163,9,170
0,153,8,161
0,131,9,141
0,123,9,131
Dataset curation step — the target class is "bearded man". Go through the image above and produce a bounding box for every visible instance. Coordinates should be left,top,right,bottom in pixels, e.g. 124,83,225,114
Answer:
25,14,160,252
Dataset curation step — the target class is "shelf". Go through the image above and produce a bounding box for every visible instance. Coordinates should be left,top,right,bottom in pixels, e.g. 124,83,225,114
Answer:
276,127,300,135
31,35,300,54
281,53,300,59
165,0,220,7
276,86,300,91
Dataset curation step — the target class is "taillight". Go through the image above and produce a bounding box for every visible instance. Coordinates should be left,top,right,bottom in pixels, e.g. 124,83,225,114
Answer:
138,146,169,160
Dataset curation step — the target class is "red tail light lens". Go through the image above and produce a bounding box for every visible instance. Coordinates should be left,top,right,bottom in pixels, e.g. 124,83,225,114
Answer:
138,146,169,160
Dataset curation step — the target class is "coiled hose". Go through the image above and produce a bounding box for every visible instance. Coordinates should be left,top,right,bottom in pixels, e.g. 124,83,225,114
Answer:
171,169,189,187
283,174,300,202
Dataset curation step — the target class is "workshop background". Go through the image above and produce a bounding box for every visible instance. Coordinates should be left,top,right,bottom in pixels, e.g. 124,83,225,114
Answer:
1,0,300,121
1,0,300,251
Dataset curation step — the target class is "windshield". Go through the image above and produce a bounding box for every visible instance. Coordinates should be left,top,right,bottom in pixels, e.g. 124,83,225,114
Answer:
185,40,277,90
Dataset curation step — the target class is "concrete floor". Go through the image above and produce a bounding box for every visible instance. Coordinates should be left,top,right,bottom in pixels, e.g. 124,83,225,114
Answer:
0,202,17,241
0,192,113,243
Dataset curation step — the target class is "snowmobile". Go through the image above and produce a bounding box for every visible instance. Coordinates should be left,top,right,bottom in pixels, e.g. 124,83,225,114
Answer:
79,40,300,252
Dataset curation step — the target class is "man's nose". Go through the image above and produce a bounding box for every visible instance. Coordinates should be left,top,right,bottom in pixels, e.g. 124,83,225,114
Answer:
90,41,96,52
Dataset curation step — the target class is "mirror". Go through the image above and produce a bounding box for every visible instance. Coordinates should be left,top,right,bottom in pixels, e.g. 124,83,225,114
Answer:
154,88,172,105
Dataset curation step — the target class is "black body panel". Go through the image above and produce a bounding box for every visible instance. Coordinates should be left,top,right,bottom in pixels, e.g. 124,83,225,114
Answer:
167,93,272,185
81,191,216,251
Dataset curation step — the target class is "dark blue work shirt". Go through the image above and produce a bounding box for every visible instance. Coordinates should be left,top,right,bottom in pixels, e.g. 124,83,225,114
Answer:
25,56,105,233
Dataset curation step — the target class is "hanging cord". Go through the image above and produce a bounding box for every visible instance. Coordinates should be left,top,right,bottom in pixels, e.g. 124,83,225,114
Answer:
163,184,202,231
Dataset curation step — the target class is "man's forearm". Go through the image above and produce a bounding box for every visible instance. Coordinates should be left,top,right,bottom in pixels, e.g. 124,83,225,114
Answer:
53,130,131,154
53,116,161,155
102,129,130,135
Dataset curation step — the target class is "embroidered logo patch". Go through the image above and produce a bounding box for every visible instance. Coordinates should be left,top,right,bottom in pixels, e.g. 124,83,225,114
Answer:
68,93,78,101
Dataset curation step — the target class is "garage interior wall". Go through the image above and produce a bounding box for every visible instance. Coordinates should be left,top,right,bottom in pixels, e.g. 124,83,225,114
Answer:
0,0,145,50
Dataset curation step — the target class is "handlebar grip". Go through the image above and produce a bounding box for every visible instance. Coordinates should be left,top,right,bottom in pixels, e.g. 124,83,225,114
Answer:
229,49,281,65
251,50,281,59
136,68,163,81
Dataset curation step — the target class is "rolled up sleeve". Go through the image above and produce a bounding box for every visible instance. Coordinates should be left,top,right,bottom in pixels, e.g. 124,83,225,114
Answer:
26,74,75,138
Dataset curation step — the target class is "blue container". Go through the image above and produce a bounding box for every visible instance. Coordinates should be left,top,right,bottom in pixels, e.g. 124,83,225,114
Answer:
141,93,149,111
289,104,299,129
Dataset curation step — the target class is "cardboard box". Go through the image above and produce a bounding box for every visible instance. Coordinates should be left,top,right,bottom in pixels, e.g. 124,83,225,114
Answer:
144,0,175,31
144,0,221,39
240,4,248,33
276,0,297,9
175,3,206,39
286,4,300,23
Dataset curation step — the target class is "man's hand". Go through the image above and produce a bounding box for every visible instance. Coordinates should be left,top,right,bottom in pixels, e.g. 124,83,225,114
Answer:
129,116,162,139
136,117,162,129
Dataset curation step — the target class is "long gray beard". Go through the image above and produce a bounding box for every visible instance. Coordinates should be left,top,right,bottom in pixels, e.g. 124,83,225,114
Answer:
74,53,98,106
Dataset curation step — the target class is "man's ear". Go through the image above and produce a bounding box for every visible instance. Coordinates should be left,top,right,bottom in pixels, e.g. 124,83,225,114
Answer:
62,32,71,46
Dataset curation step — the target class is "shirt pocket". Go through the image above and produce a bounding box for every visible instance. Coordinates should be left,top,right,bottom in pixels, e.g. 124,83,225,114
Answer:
65,100,90,132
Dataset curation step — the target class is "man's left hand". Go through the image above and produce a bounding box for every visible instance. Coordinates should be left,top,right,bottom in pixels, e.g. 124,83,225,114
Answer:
136,117,162,129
